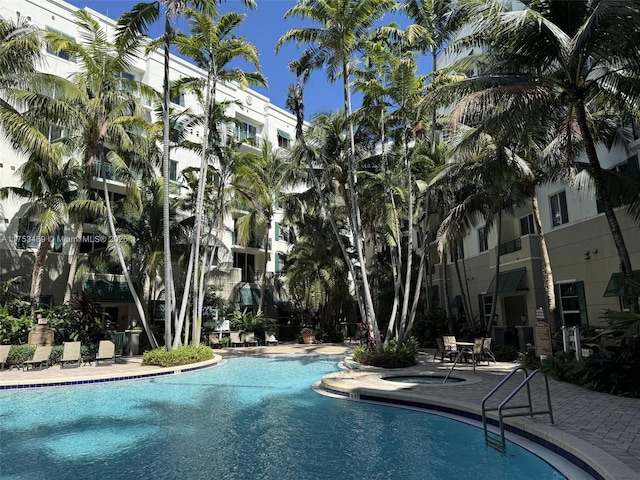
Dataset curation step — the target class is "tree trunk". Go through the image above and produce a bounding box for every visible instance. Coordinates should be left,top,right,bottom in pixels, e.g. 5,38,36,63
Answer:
258,226,270,315
575,103,637,313
486,214,502,336
63,223,83,303
30,237,51,315
162,14,174,349
532,195,556,320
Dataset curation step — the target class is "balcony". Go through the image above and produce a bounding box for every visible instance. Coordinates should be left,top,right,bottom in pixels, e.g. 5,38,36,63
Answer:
81,273,139,303
499,238,522,256
232,234,272,251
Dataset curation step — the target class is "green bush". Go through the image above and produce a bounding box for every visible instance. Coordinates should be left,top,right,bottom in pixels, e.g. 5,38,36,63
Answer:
540,351,587,383
518,347,542,371
352,338,418,368
492,343,519,362
0,304,31,344
6,345,35,368
142,344,214,367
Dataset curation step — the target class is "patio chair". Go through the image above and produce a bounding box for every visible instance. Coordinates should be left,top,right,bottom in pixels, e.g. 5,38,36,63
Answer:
473,338,488,366
442,335,459,359
265,331,279,346
434,338,455,362
23,345,52,371
0,344,11,370
230,331,244,347
244,332,259,347
208,333,222,348
95,340,116,365
60,341,82,368
482,337,496,363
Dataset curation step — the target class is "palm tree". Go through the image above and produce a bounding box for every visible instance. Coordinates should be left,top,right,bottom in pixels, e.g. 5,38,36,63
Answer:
169,7,265,346
277,0,398,349
44,10,159,347
437,0,640,312
233,141,295,315
0,154,78,314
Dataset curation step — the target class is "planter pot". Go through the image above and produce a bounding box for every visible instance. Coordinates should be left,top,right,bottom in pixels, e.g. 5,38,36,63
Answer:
302,333,316,345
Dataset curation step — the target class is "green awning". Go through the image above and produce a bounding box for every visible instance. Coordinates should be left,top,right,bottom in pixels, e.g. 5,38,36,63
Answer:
240,287,274,305
487,267,526,295
603,270,640,297
277,129,291,140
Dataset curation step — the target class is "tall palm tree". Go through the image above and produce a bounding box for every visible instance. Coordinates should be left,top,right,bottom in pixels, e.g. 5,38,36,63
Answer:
437,0,640,312
171,7,265,346
233,141,295,315
277,0,398,349
44,10,159,347
118,0,223,349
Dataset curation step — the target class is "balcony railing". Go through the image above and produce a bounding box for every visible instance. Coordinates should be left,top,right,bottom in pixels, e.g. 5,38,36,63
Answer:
235,134,263,149
232,235,272,250
499,238,522,256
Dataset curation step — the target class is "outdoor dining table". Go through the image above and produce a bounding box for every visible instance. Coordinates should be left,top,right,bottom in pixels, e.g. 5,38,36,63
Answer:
455,341,476,373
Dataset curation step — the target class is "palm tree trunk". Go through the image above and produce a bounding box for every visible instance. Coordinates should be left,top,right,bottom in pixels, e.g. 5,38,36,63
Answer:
30,237,51,315
575,103,638,313
397,131,414,348
532,195,556,319
162,13,174,349
258,228,270,315
342,60,382,350
63,223,83,303
486,214,502,336
442,260,453,331
453,251,472,328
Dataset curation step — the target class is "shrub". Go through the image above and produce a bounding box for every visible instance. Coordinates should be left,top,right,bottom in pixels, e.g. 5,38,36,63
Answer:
518,347,541,371
0,306,31,344
540,351,587,384
492,344,519,362
142,344,214,367
7,345,35,368
352,338,418,368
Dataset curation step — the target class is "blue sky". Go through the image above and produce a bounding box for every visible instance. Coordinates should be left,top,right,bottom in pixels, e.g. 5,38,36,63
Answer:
67,1,432,118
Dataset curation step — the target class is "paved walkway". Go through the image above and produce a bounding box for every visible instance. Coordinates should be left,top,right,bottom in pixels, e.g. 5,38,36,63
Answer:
1,344,638,480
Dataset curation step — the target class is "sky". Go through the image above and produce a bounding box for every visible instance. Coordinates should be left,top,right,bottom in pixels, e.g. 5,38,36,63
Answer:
66,1,432,119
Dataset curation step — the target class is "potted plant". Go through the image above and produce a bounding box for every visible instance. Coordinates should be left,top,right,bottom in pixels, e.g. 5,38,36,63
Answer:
300,327,316,345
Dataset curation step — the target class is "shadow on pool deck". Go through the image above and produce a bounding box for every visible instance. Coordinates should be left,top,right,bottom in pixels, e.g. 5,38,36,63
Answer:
1,344,639,479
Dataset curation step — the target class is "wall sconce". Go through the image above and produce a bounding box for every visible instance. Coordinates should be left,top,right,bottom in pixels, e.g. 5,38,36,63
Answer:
584,251,590,260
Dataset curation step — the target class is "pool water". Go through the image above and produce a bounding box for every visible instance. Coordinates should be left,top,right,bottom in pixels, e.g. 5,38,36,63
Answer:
0,356,566,480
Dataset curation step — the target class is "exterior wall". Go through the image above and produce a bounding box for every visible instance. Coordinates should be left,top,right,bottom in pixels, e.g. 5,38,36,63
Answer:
0,0,300,320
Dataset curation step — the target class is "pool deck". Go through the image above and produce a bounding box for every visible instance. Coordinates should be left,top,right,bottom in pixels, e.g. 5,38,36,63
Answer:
1,343,638,480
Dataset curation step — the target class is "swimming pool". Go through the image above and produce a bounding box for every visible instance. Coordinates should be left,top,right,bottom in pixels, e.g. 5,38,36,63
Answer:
0,356,567,479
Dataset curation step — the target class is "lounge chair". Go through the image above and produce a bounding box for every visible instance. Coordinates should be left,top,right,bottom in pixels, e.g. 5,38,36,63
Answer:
230,331,244,347
0,344,11,370
23,345,52,371
265,331,278,346
60,341,82,368
244,332,259,347
208,333,222,348
95,340,116,365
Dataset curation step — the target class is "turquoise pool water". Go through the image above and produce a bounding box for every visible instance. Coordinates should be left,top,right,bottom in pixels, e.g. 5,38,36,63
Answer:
0,356,565,479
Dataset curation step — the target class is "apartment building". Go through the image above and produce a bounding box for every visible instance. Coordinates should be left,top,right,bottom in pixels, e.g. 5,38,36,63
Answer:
427,138,640,348
0,0,299,328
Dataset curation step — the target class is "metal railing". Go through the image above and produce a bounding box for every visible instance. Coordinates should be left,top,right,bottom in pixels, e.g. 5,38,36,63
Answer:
499,238,522,255
481,367,554,452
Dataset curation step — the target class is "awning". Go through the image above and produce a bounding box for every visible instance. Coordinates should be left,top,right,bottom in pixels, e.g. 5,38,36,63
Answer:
240,287,275,305
277,129,291,140
603,270,640,297
487,267,526,295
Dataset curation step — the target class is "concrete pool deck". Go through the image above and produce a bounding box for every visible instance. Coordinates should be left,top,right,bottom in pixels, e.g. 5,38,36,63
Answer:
0,343,638,480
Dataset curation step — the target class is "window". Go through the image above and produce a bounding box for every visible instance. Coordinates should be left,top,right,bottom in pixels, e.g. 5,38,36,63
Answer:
277,130,291,149
275,222,293,243
16,221,64,252
171,92,185,107
478,226,488,252
45,27,75,62
235,122,258,144
520,214,535,236
169,160,178,181
556,282,587,327
550,191,568,227
275,253,283,273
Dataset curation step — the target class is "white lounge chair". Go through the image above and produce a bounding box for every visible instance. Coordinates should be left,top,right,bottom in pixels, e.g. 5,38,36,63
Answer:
230,331,244,347
244,332,259,347
0,344,11,370
23,345,52,371
95,340,115,365
265,331,278,346
60,341,82,368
